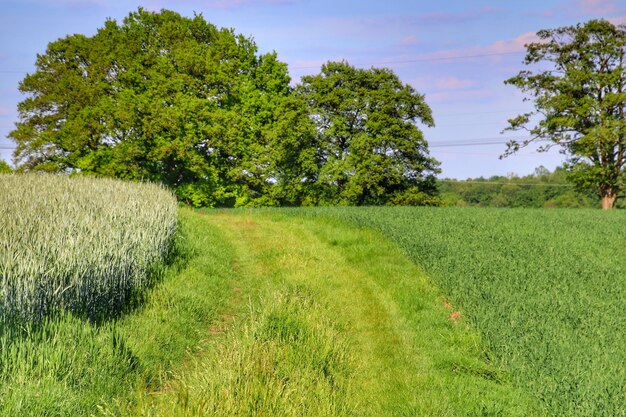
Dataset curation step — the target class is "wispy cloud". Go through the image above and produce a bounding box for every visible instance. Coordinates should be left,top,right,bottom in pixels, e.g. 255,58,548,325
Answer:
197,0,293,8
62,0,105,8
487,32,539,54
435,76,477,90
382,31,538,67
0,106,16,117
308,16,419,39
408,76,480,103
523,9,555,17
575,0,617,14
400,35,419,46
426,88,494,103
18,0,106,9
522,0,624,21
417,7,502,25
608,15,626,24
144,0,293,10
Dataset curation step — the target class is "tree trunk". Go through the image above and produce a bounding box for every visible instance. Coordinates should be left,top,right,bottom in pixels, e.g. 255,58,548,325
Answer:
601,192,617,210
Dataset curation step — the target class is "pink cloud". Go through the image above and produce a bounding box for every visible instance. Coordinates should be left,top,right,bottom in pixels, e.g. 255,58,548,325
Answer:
146,0,293,9
524,10,556,17
487,32,539,54
379,31,538,67
435,77,477,90
62,0,104,9
290,58,335,70
310,16,419,39
407,76,432,90
201,0,292,8
608,15,626,24
418,7,502,24
575,0,617,14
426,88,494,103
400,35,419,46
0,106,16,117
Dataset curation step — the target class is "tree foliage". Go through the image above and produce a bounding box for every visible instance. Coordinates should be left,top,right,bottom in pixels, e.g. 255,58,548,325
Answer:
504,19,626,209
0,160,11,174
9,10,439,207
9,8,313,207
298,61,440,205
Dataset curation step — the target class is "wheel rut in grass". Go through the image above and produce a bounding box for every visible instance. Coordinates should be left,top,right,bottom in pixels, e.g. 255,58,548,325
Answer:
125,210,542,417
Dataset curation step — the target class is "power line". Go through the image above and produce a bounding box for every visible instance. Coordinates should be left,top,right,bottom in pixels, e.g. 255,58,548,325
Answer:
431,141,509,148
0,51,526,74
291,51,524,69
434,109,528,117
429,136,528,148
439,179,574,187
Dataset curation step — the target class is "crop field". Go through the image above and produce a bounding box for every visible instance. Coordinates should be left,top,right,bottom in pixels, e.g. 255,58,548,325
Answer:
0,174,178,324
0,174,188,415
293,207,626,417
1,177,623,416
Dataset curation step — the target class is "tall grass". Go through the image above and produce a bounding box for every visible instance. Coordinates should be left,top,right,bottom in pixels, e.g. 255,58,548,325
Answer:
110,211,542,416
299,207,626,416
118,290,356,417
0,208,236,416
0,174,177,324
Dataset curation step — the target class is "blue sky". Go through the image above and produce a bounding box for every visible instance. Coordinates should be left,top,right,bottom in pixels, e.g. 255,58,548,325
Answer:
0,0,624,178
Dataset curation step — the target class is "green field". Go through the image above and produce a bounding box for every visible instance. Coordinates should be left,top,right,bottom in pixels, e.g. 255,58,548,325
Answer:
292,207,626,416
0,176,623,416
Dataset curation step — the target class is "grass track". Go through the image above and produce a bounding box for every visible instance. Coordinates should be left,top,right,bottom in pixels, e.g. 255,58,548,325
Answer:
118,210,541,416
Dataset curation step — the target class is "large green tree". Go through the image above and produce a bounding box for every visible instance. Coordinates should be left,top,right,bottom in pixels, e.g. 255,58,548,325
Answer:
297,61,440,205
504,19,626,209
9,8,311,207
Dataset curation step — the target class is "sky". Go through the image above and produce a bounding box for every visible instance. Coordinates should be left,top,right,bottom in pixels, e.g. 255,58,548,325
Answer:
0,0,625,179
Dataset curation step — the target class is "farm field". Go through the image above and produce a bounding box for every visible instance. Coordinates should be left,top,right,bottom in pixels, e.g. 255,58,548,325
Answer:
0,176,623,416
288,207,626,417
0,175,178,324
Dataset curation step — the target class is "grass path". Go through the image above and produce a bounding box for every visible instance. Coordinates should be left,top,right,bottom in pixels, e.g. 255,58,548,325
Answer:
118,210,542,416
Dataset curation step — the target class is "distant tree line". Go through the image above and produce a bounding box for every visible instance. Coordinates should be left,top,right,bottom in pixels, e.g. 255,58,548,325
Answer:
439,166,600,208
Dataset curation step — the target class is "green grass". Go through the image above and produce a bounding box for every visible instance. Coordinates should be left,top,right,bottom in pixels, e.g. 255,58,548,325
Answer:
113,210,541,416
291,206,626,417
5,193,620,416
0,207,237,416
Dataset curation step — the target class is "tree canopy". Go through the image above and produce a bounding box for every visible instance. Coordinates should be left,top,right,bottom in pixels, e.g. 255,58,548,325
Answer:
504,19,626,209
0,160,11,174
9,8,310,207
298,61,440,205
9,9,440,207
